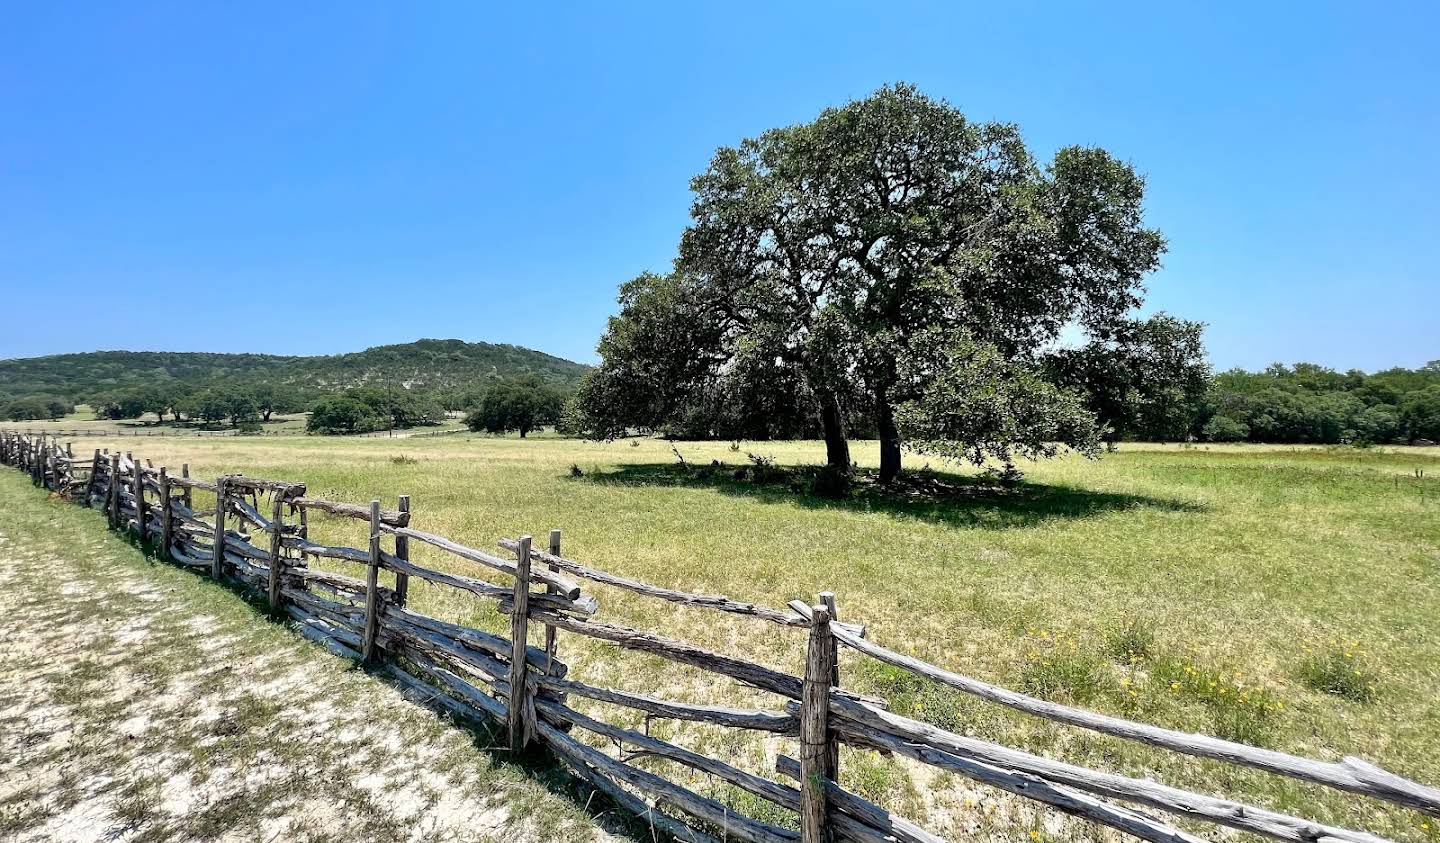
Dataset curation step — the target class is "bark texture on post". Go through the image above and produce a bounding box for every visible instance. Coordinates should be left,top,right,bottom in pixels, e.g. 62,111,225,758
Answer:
801,603,836,843
158,468,172,560
108,454,121,528
362,499,382,664
509,534,534,753
819,591,841,775
267,489,287,610
544,529,561,674
394,495,411,607
211,477,228,580
132,455,146,537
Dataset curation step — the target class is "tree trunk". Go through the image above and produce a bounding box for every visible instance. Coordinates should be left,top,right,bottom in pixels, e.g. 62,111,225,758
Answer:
819,393,851,472
876,398,901,484
519,426,528,438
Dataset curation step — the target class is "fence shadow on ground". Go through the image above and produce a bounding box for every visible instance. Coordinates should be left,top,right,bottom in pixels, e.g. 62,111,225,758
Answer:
581,461,1204,529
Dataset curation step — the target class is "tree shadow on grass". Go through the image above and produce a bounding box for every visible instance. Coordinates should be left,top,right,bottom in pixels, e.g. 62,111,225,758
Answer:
580,461,1204,530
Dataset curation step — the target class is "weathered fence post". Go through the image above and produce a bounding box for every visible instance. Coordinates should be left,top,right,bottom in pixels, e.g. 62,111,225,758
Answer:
180,463,192,509
543,529,561,674
393,494,411,607
800,601,836,843
509,534,534,753
212,477,228,579
86,449,101,503
819,591,842,773
158,467,172,560
108,454,121,528
267,487,287,610
362,499,382,664
131,456,145,537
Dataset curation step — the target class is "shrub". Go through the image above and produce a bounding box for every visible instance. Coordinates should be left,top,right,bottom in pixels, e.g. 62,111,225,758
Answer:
569,463,584,478
1297,644,1377,703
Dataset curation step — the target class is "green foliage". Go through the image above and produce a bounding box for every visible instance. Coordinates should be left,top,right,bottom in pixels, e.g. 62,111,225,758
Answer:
1201,414,1250,442
0,339,587,407
1297,643,1378,703
463,376,564,438
578,82,1166,479
1046,313,1211,442
306,396,384,435
895,328,1102,470
2,394,72,421
1205,361,1440,445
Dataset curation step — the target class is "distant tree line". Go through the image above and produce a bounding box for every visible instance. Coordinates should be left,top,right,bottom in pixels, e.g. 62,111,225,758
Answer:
1199,362,1440,445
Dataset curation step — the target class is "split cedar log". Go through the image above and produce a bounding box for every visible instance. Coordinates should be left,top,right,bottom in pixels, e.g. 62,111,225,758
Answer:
823,695,1392,843
828,624,1440,816
294,496,409,527
776,756,943,843
535,675,797,734
500,537,798,626
396,528,580,597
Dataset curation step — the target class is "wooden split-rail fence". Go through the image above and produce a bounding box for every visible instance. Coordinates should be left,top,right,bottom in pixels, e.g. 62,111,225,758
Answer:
3,428,1438,843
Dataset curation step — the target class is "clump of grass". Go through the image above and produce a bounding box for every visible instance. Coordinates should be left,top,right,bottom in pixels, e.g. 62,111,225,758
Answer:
1020,631,1109,704
842,751,920,814
1297,642,1378,703
568,463,584,478
1103,617,1156,665
389,454,418,465
1151,656,1284,744
855,661,973,733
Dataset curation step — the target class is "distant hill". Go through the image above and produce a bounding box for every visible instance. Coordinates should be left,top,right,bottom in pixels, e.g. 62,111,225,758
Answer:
0,339,591,400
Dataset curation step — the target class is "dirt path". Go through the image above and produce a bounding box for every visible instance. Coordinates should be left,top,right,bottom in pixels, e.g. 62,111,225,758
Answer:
0,473,617,843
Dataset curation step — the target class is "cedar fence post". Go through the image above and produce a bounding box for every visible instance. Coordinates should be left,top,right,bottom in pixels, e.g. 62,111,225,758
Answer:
87,449,101,503
181,464,192,508
819,591,842,773
362,499,382,664
132,456,145,538
212,477,228,579
108,454,121,529
800,601,836,843
393,495,411,607
267,487,288,610
543,529,561,674
509,534,534,753
159,467,172,560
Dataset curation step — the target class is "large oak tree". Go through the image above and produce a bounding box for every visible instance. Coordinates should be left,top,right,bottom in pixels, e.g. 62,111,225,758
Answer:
578,84,1166,479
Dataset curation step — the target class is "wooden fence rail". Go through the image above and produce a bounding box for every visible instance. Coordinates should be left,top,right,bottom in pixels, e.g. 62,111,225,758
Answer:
2,428,1435,843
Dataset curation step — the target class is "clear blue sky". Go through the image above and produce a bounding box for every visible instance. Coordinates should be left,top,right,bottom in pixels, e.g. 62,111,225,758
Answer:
2,2,1435,371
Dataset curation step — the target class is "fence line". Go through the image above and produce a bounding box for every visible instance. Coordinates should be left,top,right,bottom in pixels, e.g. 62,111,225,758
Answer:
2,428,1435,843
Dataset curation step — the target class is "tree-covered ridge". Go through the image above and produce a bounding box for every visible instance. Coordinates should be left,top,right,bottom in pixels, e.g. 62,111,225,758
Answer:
0,339,590,401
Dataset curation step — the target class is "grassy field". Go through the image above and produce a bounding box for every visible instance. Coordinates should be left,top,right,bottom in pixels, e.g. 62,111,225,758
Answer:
0,469,625,843
12,434,1440,841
